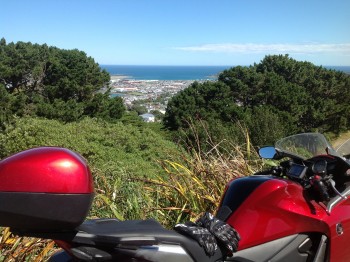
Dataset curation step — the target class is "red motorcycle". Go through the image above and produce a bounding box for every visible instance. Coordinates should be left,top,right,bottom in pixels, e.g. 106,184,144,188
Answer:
0,132,350,261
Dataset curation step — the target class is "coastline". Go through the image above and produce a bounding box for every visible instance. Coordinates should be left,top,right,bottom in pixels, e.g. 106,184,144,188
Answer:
110,75,129,81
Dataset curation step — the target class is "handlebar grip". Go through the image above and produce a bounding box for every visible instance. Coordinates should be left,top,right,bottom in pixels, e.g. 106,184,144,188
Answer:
312,176,330,202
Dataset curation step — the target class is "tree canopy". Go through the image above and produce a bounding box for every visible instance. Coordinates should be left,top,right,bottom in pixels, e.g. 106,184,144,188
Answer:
164,55,350,145
0,38,125,123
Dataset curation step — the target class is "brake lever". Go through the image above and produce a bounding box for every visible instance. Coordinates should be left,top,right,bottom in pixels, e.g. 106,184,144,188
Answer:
329,178,347,200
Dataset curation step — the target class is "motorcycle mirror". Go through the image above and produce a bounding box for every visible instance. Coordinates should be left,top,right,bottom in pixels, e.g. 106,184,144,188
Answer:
259,146,277,159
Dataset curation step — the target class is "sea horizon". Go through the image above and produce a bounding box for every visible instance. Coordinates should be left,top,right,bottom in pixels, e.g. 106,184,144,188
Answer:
101,65,350,81
101,65,234,81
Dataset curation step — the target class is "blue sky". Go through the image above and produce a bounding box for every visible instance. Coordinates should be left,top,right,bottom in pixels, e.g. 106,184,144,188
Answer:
1,0,350,66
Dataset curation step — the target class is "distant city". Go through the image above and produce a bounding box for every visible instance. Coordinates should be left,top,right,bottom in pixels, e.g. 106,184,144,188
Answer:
102,65,228,115
109,76,202,114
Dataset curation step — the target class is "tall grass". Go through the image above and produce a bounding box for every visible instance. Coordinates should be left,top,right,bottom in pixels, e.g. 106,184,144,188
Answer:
89,163,160,221
143,122,264,227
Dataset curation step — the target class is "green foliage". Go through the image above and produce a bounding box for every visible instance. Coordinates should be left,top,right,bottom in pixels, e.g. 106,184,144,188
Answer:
0,117,185,220
164,55,350,146
0,85,13,129
254,54,350,134
42,47,110,102
84,94,125,122
244,106,290,145
36,99,84,122
0,40,108,98
130,104,148,115
120,111,145,126
0,39,125,123
0,40,50,94
164,81,243,130
150,110,164,121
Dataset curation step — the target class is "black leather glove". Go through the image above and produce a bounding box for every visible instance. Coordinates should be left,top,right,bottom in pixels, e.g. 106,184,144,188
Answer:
174,221,218,256
196,212,240,255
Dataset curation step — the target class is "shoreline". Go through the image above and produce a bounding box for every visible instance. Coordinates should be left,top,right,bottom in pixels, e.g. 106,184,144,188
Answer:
110,75,130,81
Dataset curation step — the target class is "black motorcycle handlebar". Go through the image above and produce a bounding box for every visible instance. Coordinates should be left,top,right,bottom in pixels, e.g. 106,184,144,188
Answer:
254,166,283,177
311,176,330,202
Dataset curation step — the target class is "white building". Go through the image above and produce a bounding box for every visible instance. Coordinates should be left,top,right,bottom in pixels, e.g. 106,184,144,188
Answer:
140,113,155,122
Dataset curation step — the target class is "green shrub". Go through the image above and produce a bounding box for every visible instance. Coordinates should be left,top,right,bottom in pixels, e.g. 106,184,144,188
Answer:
0,117,184,220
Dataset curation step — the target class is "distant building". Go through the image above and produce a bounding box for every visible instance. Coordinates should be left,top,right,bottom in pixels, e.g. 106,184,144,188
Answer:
140,113,155,122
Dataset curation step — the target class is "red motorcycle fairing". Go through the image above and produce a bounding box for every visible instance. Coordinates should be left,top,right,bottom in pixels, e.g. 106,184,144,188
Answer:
219,176,330,250
324,197,350,262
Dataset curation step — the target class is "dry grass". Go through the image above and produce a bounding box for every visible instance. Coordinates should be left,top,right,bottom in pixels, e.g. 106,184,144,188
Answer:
0,228,57,262
143,122,264,227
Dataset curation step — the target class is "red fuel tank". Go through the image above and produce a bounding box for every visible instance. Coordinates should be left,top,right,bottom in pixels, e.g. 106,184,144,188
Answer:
0,147,94,232
218,176,329,250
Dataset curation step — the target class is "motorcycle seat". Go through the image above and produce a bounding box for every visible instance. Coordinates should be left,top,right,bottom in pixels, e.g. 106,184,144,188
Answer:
73,218,226,262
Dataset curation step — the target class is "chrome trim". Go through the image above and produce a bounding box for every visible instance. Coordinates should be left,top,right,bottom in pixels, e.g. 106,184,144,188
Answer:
327,186,350,213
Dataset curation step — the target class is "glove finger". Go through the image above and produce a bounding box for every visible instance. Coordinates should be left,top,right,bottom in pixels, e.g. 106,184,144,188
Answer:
203,234,217,256
213,227,230,241
209,236,218,255
226,229,238,242
197,237,205,248
229,237,239,252
215,225,240,243
235,230,241,241
208,243,217,256
225,226,240,240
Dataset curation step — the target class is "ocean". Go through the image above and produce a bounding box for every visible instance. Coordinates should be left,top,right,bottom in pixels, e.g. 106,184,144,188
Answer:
101,65,232,80
101,65,350,81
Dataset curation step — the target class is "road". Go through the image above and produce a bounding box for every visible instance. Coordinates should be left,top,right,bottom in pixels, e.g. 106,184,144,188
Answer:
332,131,350,156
